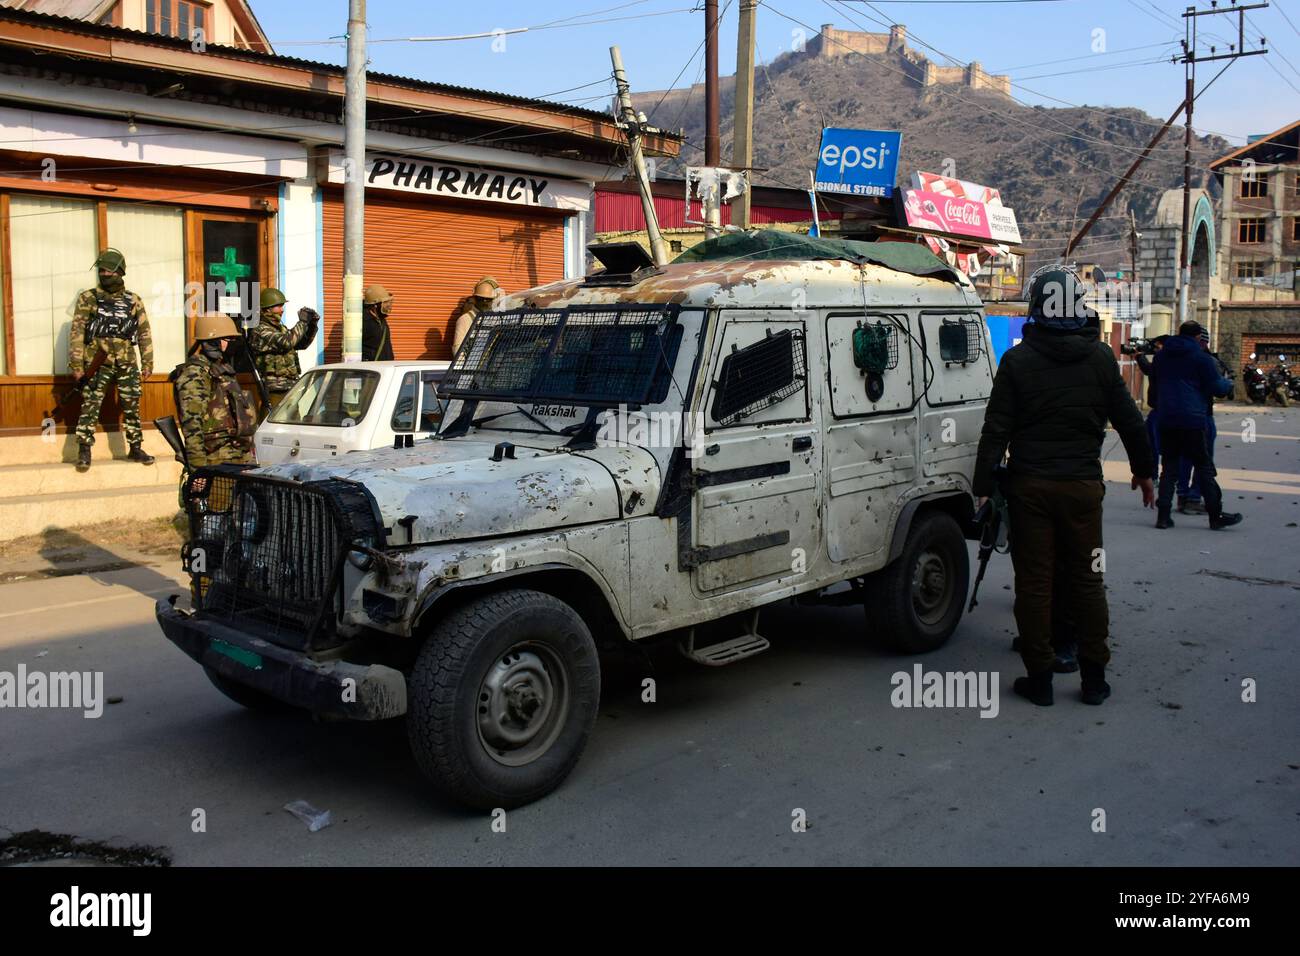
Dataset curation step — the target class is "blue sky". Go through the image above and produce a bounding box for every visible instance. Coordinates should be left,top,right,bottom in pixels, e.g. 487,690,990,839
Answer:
253,0,1300,147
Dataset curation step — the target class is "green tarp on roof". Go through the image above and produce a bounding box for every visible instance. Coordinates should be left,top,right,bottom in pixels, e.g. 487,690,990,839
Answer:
672,229,964,284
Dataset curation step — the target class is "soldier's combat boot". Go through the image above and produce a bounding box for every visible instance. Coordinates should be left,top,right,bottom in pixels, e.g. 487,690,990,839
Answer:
127,443,155,465
1080,660,1111,705
75,443,91,472
1013,669,1054,706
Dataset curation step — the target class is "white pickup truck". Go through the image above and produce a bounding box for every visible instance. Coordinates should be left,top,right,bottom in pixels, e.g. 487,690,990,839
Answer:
254,360,449,464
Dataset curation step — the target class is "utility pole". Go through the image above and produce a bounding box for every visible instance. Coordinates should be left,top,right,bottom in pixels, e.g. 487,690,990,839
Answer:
342,0,366,362
1129,206,1140,286
610,46,669,266
1176,1,1269,325
705,0,720,168
703,0,722,239
732,0,758,229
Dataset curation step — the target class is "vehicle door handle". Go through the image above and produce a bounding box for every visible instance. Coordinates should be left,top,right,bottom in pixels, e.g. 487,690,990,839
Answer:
792,436,813,452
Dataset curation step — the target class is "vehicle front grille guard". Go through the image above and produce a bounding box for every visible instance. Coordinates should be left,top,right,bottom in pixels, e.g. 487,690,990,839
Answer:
181,466,381,650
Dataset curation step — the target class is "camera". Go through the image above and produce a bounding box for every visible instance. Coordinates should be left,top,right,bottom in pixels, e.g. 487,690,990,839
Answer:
1120,337,1158,356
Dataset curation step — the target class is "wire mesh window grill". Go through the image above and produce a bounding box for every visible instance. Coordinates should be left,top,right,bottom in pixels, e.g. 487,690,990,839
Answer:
710,329,807,425
853,320,900,374
939,317,984,364
442,305,680,406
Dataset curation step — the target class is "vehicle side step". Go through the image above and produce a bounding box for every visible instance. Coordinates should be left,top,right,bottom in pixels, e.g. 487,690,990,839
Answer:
678,611,770,666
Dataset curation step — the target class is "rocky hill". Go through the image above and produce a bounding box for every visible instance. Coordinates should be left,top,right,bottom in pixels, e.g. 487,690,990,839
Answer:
641,39,1229,274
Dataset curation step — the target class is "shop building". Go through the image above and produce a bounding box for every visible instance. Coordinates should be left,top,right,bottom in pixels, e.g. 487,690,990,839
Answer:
0,4,678,537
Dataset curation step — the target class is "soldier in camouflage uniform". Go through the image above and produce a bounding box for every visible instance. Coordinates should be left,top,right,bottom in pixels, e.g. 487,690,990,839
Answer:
69,248,155,472
172,313,257,470
246,287,319,410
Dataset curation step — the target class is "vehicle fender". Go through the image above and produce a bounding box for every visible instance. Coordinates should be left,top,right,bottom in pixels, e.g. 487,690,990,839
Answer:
885,485,976,566
411,556,632,642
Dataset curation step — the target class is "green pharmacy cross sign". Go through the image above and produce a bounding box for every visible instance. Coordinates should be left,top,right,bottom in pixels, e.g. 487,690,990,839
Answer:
209,246,251,290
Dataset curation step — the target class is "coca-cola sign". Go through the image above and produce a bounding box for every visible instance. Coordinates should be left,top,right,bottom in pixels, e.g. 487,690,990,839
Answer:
899,187,1021,244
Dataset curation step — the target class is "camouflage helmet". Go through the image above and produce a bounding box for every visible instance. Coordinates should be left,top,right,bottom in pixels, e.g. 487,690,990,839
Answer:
473,276,501,299
363,284,393,306
192,312,240,342
260,287,287,309
93,248,126,275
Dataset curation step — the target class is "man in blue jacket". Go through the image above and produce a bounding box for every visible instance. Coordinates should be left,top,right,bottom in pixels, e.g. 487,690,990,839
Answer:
1151,321,1242,530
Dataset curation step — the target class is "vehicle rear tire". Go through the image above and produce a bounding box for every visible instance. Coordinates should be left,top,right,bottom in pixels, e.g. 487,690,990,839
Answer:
866,510,969,654
203,666,292,713
406,588,601,810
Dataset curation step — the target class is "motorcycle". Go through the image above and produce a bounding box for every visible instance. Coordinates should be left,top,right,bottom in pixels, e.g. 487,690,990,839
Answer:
1267,356,1292,407
1279,358,1300,404
1243,354,1269,404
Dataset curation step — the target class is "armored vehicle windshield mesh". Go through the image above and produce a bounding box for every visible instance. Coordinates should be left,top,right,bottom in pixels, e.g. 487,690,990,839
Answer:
442,304,683,407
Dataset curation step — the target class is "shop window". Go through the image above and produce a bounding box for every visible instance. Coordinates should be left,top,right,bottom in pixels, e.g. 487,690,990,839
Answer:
106,204,186,373
147,0,208,41
1237,218,1266,244
9,196,97,376
1240,173,1269,199
1233,260,1265,281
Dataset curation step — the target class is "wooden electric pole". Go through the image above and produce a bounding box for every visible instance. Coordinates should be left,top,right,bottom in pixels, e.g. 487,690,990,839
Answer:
732,0,758,229
1129,206,1140,286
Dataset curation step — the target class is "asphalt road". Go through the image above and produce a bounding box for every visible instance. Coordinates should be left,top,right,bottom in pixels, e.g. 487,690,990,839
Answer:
1,404,1297,866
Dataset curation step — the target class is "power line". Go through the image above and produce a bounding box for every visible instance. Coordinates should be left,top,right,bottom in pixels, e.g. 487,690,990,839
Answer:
991,41,1180,74
805,0,1201,172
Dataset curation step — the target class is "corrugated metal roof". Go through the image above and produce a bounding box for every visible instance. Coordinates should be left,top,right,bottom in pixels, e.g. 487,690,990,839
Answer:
0,5,647,130
0,0,113,19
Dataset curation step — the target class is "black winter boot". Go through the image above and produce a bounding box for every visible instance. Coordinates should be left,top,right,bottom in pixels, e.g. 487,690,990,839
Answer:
127,443,155,465
1013,669,1054,706
1080,660,1111,705
1155,511,1174,529
75,444,91,472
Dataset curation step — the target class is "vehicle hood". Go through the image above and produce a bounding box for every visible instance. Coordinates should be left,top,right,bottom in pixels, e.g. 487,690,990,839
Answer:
253,437,661,544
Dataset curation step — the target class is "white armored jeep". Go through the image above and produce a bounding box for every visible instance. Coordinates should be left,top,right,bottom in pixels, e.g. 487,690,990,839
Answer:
157,237,995,809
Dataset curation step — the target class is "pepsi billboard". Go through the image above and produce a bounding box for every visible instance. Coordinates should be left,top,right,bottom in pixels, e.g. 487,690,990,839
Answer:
813,128,902,198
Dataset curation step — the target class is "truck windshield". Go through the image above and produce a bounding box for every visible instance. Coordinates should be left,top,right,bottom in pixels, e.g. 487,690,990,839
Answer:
440,305,683,407
269,369,381,427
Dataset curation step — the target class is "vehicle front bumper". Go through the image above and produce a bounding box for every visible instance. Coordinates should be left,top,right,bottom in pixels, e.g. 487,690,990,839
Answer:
156,599,407,720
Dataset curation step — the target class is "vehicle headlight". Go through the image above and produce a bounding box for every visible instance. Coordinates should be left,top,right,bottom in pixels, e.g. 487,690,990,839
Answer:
347,538,376,571
235,490,266,543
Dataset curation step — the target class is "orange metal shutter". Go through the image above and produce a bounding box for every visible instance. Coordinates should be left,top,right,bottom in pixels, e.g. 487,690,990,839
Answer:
322,189,568,361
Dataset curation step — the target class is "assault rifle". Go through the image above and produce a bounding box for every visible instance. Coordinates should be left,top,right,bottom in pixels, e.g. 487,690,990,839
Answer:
153,415,189,469
968,464,1010,613
48,347,108,416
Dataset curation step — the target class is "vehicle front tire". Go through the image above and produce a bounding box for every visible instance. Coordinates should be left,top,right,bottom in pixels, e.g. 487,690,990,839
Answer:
866,510,970,654
406,588,601,810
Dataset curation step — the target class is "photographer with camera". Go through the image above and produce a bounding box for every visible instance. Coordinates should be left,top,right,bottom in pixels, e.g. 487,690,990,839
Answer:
1151,321,1241,531
1128,334,1166,462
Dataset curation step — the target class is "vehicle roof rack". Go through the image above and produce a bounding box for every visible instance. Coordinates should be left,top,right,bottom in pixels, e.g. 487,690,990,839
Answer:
584,241,662,287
